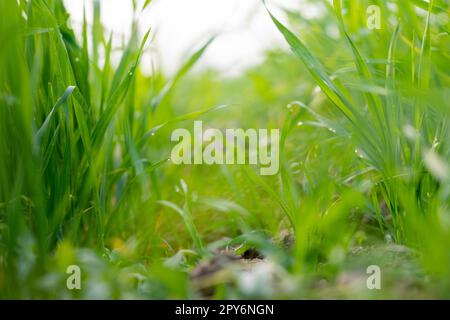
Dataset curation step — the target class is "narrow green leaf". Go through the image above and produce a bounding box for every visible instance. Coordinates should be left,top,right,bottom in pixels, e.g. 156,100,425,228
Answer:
264,5,357,124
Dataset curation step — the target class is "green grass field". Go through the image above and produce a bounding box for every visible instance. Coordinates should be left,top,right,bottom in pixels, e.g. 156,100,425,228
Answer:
0,0,449,299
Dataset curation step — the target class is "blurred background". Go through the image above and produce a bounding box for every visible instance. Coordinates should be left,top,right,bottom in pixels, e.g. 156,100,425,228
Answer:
64,0,323,76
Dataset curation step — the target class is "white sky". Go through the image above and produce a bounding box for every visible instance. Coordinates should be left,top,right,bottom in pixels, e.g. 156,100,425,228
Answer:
64,0,322,76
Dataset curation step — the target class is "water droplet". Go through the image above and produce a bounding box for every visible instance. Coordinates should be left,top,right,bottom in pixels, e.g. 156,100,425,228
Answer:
286,101,302,113
432,138,439,149
354,149,365,159
424,149,449,181
403,124,417,140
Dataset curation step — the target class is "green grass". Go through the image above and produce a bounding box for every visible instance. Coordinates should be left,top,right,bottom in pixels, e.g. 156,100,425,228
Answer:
0,0,449,299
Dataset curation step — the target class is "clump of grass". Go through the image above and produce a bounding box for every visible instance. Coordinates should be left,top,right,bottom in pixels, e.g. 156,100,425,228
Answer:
266,0,450,279
0,0,213,298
